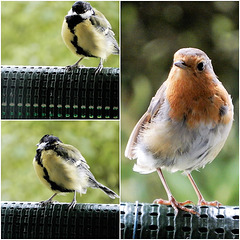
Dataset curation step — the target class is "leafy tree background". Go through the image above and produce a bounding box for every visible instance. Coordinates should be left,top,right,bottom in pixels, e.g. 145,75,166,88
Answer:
121,1,239,205
1,1,119,68
2,121,119,204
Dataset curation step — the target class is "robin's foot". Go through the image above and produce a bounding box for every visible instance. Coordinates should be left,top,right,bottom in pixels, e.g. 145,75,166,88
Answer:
154,196,199,215
198,199,222,207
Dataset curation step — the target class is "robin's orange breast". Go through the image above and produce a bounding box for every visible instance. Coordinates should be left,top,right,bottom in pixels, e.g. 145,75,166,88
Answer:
166,68,233,128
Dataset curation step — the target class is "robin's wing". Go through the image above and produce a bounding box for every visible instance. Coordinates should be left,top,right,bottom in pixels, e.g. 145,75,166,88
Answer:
90,9,119,54
125,81,167,159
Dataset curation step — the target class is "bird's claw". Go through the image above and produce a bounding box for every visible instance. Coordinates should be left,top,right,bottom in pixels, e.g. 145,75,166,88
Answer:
39,200,52,207
65,64,86,71
65,64,78,71
39,200,58,207
94,65,103,75
198,199,222,207
154,197,199,216
68,199,77,210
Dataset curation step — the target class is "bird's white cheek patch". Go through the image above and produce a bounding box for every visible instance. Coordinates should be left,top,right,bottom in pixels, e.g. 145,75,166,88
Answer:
37,142,47,150
79,9,94,19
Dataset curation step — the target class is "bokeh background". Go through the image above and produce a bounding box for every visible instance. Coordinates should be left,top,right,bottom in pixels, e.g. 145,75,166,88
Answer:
2,121,119,204
121,2,239,205
1,1,119,68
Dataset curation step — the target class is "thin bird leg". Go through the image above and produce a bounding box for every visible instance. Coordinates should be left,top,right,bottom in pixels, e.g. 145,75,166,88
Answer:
187,173,221,207
154,168,197,215
66,57,84,71
94,58,103,74
68,190,77,209
40,193,58,206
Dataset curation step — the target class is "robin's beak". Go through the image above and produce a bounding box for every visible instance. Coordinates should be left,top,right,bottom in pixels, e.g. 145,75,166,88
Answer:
174,60,188,69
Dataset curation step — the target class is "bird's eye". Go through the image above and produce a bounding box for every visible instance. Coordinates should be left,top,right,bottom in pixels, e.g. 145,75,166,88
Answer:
197,62,205,71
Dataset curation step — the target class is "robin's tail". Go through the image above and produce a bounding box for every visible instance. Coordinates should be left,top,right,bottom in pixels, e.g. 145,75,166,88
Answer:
98,182,119,199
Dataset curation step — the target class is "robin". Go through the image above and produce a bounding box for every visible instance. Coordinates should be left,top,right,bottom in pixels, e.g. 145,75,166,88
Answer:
125,48,234,215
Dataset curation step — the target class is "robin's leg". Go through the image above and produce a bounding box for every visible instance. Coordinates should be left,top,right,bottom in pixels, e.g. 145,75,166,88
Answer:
187,173,221,207
154,168,198,215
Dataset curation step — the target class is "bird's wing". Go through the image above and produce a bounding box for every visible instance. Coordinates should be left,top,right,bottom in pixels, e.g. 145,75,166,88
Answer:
56,143,90,170
56,143,101,189
90,9,119,54
125,81,167,159
90,9,112,32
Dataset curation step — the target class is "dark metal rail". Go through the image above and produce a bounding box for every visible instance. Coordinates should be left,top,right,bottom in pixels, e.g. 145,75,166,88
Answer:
2,201,239,239
1,66,119,119
121,202,239,239
1,201,120,239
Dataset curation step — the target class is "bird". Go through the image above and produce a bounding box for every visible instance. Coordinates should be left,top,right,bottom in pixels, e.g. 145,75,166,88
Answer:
33,134,119,209
61,1,119,73
125,47,233,215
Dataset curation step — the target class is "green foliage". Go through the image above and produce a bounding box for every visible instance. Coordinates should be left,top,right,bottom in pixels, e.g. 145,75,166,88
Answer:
121,2,239,205
1,1,119,68
1,121,119,204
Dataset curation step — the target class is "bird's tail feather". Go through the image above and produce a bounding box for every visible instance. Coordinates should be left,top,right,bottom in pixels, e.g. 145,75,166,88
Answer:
98,183,119,199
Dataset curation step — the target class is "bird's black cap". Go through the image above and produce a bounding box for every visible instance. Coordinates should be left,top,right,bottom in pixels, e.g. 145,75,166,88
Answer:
39,134,62,144
72,1,92,14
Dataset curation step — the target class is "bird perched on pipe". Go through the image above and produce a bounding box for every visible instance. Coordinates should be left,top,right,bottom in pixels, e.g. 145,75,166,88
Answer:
33,134,119,208
125,47,233,215
61,1,119,73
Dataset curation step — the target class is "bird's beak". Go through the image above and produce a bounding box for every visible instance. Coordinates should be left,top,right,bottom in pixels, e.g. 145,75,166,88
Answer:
174,60,187,69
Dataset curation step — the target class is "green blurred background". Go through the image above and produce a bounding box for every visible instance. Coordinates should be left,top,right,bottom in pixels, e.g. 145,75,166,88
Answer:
2,121,119,204
1,1,119,68
121,2,239,205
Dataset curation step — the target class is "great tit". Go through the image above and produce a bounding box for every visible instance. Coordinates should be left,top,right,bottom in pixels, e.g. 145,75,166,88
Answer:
33,134,119,208
61,1,119,73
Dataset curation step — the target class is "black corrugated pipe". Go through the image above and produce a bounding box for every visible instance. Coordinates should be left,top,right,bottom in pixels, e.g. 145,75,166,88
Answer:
121,202,239,239
1,66,119,120
1,201,120,239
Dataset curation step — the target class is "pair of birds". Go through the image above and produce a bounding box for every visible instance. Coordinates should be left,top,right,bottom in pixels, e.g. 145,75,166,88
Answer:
33,1,233,215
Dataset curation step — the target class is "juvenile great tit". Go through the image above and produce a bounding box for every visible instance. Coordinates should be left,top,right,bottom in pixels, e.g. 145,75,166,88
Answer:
61,1,119,73
33,134,119,208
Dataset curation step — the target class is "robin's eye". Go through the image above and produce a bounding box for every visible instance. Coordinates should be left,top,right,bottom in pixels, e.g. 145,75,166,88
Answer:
197,62,205,71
